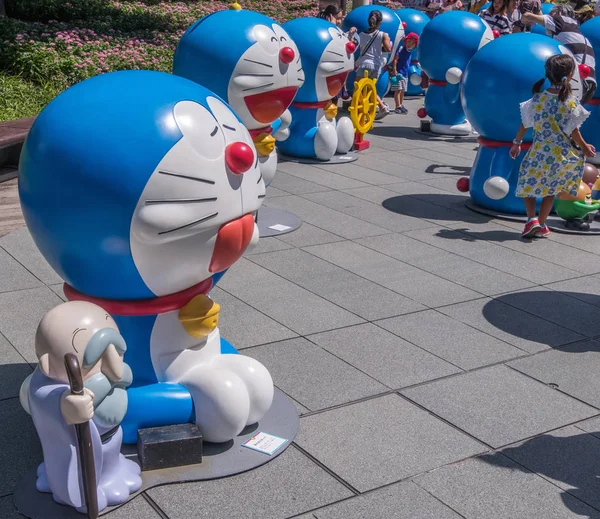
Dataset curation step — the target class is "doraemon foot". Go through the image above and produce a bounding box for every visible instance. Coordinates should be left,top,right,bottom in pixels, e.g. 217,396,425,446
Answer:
336,117,355,154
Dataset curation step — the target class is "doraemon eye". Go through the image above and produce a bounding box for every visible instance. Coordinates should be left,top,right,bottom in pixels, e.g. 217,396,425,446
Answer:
253,24,280,55
270,36,277,42
173,101,224,161
327,27,344,40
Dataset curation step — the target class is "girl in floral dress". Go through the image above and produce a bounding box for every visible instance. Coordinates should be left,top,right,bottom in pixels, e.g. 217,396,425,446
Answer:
510,54,596,238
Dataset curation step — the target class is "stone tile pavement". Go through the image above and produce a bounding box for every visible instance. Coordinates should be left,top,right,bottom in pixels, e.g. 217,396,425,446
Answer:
2,98,600,517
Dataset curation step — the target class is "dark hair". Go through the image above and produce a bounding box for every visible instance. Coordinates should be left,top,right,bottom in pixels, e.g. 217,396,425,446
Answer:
532,53,575,102
367,10,383,32
318,4,341,20
489,0,509,16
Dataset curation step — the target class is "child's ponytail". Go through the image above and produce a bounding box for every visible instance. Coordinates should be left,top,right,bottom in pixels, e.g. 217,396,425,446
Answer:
558,76,572,103
532,78,545,94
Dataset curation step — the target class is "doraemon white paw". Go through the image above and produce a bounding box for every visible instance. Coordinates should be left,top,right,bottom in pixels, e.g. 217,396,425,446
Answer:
315,121,339,160
336,116,355,154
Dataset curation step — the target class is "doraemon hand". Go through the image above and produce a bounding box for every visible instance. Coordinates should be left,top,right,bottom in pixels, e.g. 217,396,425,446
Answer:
19,70,274,443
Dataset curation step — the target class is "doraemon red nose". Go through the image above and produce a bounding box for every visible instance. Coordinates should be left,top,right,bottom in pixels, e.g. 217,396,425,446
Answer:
279,47,295,64
225,142,254,174
346,42,356,54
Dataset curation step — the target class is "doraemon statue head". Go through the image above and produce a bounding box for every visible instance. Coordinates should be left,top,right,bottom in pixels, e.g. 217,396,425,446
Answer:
19,71,264,301
282,17,356,103
418,11,493,82
173,10,304,131
342,5,405,64
396,8,428,55
462,33,583,141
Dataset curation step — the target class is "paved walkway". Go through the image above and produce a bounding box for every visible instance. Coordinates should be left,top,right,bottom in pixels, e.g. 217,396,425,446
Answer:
2,98,600,518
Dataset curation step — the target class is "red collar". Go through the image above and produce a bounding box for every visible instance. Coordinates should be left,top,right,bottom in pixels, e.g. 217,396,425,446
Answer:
248,126,273,138
63,278,214,316
292,100,330,109
478,137,532,150
586,99,600,106
428,79,447,86
410,60,419,65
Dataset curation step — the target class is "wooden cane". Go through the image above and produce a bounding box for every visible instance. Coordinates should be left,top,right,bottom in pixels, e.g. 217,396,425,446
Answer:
64,353,99,519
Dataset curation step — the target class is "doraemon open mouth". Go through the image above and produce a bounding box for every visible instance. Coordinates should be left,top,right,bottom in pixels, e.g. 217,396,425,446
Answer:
244,86,298,124
326,71,349,97
209,213,255,273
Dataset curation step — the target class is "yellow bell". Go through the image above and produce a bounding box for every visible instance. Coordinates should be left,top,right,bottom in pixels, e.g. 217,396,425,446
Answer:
253,133,276,157
179,295,220,337
230,1,242,10
324,102,338,121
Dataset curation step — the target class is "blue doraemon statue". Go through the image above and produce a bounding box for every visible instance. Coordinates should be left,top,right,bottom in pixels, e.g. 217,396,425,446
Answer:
173,9,304,187
418,11,494,135
342,5,405,100
397,8,429,96
462,34,583,213
277,18,356,160
580,17,600,166
19,70,274,444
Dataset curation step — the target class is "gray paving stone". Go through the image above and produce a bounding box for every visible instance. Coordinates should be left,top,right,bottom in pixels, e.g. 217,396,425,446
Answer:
0,333,32,400
0,227,63,285
304,241,481,307
405,226,582,284
496,288,600,338
308,323,460,389
303,190,434,233
545,276,600,307
245,337,386,411
218,258,364,335
0,246,42,294
0,496,21,519
309,481,462,519
263,186,288,197
210,287,298,349
250,248,425,320
147,446,353,519
404,148,474,167
402,365,597,448
295,394,486,492
313,162,401,185
107,496,162,518
277,160,370,190
48,283,66,301
276,222,345,248
244,235,293,256
549,231,600,255
264,196,388,240
0,398,43,495
508,340,600,408
377,310,525,370
495,426,600,512
0,286,63,363
269,171,331,195
415,454,600,519
357,233,535,296
437,298,582,354
575,415,600,438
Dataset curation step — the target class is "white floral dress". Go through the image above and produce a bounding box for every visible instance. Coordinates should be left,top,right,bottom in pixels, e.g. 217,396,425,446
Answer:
517,92,589,198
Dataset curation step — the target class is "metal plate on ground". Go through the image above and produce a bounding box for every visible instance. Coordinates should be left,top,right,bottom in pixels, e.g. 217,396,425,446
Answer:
465,199,600,235
414,129,479,142
14,389,299,519
257,207,302,237
279,150,358,165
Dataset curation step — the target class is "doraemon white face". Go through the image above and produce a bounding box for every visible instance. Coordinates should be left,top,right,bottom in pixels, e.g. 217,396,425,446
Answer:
315,26,356,102
387,22,406,66
228,23,305,130
559,45,583,100
478,20,495,50
130,96,265,296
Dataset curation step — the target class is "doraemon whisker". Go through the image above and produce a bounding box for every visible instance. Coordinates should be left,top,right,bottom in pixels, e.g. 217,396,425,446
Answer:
297,78,305,82
145,197,218,205
157,212,219,235
257,172,263,184
258,194,266,198
322,60,345,64
328,67,346,73
159,170,215,185
223,124,236,131
326,51,344,57
210,126,218,136
243,58,272,68
239,73,275,78
242,83,275,92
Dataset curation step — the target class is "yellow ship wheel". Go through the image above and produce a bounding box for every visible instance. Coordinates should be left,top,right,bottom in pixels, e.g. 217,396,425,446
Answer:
349,70,377,136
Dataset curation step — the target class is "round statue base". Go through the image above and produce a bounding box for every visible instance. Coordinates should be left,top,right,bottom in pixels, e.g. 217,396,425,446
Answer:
429,121,473,137
14,389,298,519
279,150,358,165
257,207,302,237
465,199,600,235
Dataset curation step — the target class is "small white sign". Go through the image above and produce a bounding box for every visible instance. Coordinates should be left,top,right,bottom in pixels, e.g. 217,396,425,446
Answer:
339,155,354,160
242,432,288,455
268,224,291,232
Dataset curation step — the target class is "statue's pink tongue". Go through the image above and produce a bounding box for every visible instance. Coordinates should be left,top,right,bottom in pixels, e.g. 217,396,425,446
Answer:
209,214,255,273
